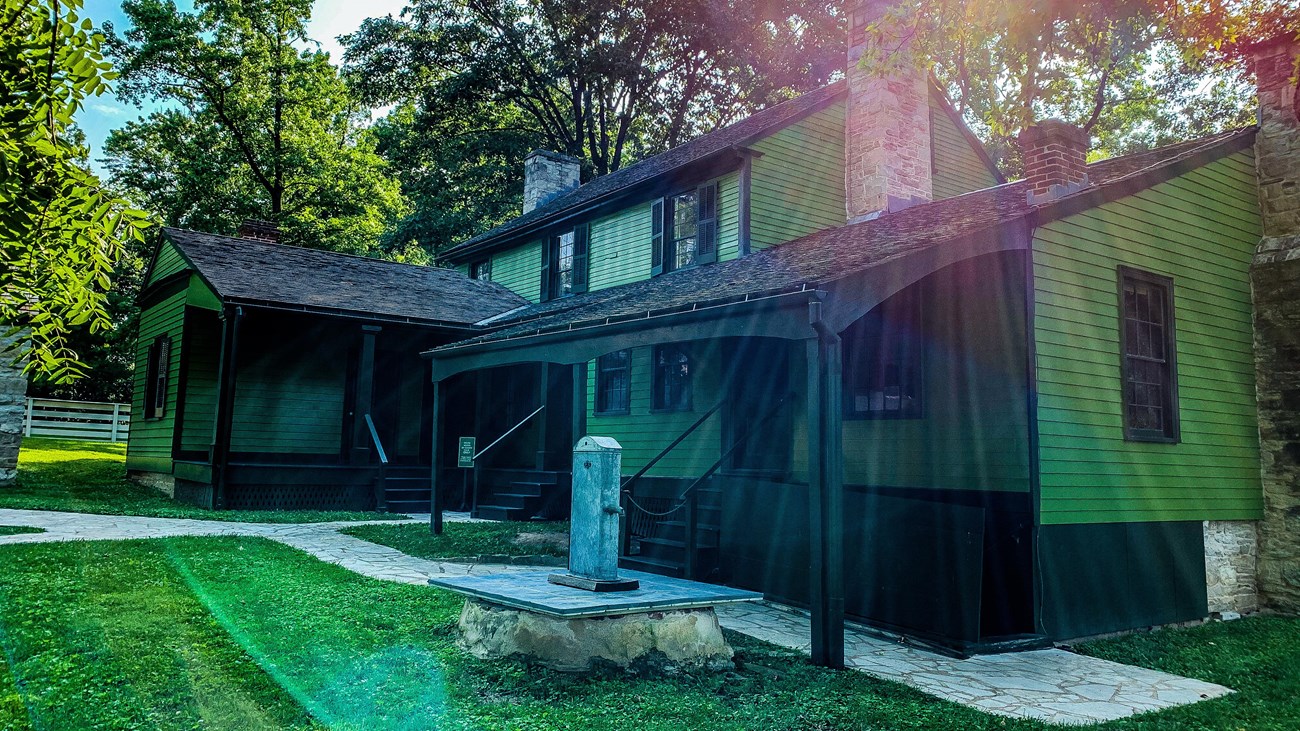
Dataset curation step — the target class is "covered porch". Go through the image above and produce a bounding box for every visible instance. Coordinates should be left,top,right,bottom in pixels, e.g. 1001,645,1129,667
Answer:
426,222,1042,662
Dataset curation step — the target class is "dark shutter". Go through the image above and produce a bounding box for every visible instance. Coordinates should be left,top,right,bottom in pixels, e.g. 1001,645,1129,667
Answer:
572,224,590,294
650,199,665,276
696,182,717,264
144,339,160,419
151,335,171,419
538,238,552,302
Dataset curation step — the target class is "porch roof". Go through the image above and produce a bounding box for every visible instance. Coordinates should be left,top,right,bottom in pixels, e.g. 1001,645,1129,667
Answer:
430,127,1253,359
161,227,528,327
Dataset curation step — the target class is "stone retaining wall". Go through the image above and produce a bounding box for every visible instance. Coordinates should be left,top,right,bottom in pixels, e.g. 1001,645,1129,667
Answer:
0,331,27,486
1203,520,1258,615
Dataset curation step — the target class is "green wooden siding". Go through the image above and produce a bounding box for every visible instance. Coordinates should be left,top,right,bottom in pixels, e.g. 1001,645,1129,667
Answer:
749,100,846,250
125,290,187,473
186,275,221,311
785,253,1030,490
1033,149,1263,525
179,314,221,454
586,343,723,477
589,201,653,291
931,104,999,198
147,241,188,285
490,240,543,302
230,326,349,454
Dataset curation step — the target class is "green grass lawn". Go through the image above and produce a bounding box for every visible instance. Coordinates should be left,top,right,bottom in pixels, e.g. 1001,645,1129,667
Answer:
0,526,43,536
343,521,569,560
0,536,1297,730
3,437,404,524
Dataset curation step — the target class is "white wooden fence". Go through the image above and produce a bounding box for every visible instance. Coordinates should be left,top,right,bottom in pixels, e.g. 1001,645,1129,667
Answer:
23,398,131,442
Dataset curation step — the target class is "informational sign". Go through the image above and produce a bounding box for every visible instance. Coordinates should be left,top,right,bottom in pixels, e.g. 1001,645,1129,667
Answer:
457,437,476,468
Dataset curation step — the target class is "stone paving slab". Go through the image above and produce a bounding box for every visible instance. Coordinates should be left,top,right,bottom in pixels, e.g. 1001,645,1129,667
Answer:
715,602,1232,725
0,508,1233,725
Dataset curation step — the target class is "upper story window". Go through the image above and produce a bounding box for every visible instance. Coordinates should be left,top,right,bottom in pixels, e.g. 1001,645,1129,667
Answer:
652,343,693,412
843,288,924,419
539,224,588,302
469,258,491,281
651,181,717,276
144,334,171,420
595,350,631,415
1119,267,1179,442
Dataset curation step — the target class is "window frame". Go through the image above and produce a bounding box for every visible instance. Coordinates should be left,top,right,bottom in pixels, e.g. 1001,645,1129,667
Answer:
144,334,171,421
539,224,588,302
594,350,632,416
651,180,718,277
469,258,492,281
650,343,694,413
842,288,925,421
1117,266,1180,443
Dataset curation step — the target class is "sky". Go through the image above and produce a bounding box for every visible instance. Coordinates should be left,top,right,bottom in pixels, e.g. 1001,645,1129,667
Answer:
80,0,408,174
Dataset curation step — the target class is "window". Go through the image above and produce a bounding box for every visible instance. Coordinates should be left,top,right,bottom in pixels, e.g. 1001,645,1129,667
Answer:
652,344,693,412
144,335,171,420
651,181,717,276
539,224,588,301
595,350,631,415
843,289,923,419
469,258,491,281
1119,267,1179,442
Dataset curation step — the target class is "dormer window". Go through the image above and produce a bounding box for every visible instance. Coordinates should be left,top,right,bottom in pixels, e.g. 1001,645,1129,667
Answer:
469,258,491,281
539,224,588,302
651,181,717,276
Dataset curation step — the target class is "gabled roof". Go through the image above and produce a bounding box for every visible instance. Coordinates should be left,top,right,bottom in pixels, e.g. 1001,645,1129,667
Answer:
157,227,527,327
442,82,849,260
435,127,1255,351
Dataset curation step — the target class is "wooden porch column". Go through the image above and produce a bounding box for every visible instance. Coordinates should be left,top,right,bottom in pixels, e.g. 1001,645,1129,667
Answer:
535,362,550,471
429,377,443,535
807,302,846,668
572,362,588,444
211,305,244,510
351,325,382,464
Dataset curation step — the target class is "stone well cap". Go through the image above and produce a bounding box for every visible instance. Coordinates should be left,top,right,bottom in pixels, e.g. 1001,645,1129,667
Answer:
575,436,621,452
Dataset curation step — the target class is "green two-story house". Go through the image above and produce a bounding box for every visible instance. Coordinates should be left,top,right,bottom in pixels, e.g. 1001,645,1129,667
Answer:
423,4,1275,661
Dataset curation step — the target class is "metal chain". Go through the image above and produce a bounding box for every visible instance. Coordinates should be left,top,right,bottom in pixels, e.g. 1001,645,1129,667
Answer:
622,492,687,518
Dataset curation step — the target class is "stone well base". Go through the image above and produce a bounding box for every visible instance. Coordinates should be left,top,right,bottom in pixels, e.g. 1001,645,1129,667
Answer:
458,598,734,672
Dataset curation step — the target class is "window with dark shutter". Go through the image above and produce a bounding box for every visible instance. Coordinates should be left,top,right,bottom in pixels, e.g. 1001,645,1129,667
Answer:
1119,267,1179,442
595,350,631,415
572,224,589,293
651,344,692,412
145,335,171,420
696,181,717,264
650,199,665,276
843,289,923,419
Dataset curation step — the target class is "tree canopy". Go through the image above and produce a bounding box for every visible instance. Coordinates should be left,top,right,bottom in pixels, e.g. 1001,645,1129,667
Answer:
0,0,151,382
104,0,414,259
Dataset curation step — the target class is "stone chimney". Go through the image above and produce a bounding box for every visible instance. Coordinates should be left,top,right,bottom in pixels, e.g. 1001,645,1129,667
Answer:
1248,34,1300,614
523,150,581,213
845,0,932,222
237,219,280,243
1018,120,1091,204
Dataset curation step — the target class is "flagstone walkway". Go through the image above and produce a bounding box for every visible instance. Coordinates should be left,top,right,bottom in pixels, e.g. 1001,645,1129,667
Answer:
0,508,1232,725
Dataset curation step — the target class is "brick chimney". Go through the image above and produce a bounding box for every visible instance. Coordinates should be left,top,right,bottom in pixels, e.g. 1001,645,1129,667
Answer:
845,0,932,222
237,219,280,243
1018,120,1090,204
1248,34,1300,614
523,150,581,213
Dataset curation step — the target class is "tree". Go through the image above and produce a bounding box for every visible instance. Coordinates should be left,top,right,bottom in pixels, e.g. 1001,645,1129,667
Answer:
858,0,1298,168
104,0,411,258
342,0,845,250
0,0,152,383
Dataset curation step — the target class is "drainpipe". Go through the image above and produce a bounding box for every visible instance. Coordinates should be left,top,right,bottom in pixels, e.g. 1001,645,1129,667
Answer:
808,298,846,668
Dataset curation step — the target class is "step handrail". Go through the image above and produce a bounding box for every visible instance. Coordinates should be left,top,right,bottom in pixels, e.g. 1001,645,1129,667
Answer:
473,405,545,461
364,413,389,513
619,399,724,493
363,413,389,465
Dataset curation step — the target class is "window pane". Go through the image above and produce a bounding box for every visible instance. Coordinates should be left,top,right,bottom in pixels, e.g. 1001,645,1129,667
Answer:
596,350,630,413
553,230,576,297
653,345,691,411
672,192,697,239
675,236,697,269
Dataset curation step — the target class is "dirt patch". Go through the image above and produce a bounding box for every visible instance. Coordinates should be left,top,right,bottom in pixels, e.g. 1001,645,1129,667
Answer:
514,531,569,552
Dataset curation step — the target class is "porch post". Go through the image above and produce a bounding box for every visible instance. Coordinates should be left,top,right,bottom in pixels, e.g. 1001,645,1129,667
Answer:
430,377,443,535
807,302,845,668
572,362,588,443
351,325,382,464
211,305,244,510
536,362,550,471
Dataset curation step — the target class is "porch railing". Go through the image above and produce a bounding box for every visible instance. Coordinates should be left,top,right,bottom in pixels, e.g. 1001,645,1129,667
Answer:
469,405,545,513
620,393,792,578
364,413,389,512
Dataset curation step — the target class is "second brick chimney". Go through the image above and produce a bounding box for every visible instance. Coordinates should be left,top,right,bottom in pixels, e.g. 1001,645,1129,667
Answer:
523,150,581,213
237,219,280,243
1018,120,1090,204
845,0,932,221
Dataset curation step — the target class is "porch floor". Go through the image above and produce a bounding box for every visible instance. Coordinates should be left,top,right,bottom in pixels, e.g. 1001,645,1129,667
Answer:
715,602,1231,725
0,508,1231,725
